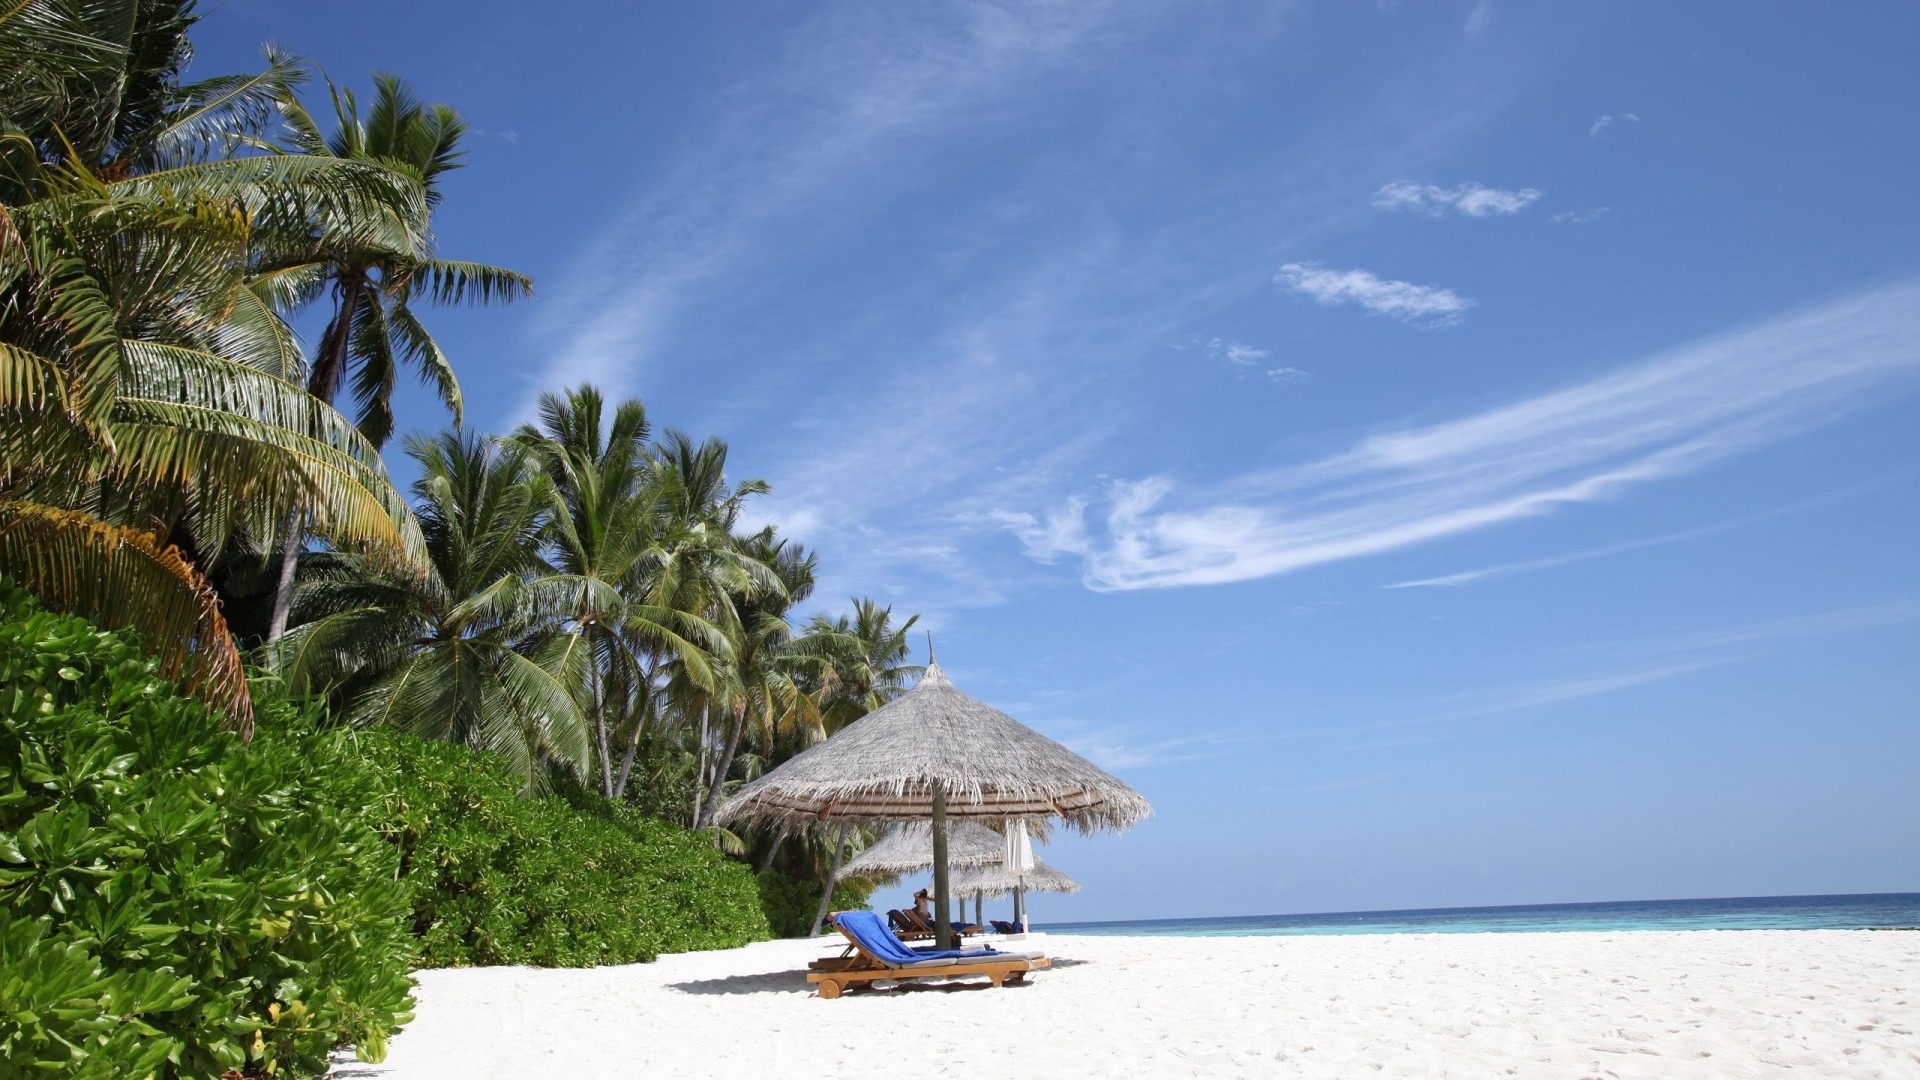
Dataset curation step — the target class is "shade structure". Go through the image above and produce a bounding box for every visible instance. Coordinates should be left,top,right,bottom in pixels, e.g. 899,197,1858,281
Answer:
837,820,1006,880
950,857,1079,897
718,659,1149,948
718,661,1151,830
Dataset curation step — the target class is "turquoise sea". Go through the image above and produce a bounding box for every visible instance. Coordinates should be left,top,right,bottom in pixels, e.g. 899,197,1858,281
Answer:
1049,892,1920,937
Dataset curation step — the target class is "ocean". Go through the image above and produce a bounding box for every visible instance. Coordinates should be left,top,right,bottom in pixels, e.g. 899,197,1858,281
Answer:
1048,892,1920,937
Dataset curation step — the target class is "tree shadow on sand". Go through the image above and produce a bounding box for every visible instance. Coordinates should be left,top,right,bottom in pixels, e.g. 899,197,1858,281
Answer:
668,957,1086,997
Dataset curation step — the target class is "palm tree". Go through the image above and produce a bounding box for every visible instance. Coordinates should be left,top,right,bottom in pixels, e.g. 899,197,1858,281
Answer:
262,73,531,641
511,385,725,797
272,431,589,785
810,599,923,734
691,531,824,831
1,2,428,727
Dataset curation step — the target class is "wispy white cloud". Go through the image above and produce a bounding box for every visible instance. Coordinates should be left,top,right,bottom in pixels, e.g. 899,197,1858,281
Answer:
526,2,1135,414
1002,279,1920,590
1206,337,1269,367
1373,180,1542,217
1330,601,1920,750
1551,206,1610,224
1275,262,1474,325
1067,729,1238,770
1589,111,1639,137
1383,481,1886,589
1201,339,1313,386
1464,1,1493,37
1566,600,1920,661
522,3,1529,625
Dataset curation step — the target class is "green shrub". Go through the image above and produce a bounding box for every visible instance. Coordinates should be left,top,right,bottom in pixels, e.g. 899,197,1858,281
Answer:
0,583,415,1078
366,730,769,967
755,870,875,938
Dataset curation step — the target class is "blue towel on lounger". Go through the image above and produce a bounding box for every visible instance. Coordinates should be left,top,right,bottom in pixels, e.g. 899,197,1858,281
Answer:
833,910,1000,965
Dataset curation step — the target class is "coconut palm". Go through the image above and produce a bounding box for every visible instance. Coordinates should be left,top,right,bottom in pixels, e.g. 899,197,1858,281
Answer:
272,431,589,785
511,385,727,797
3,0,299,183
810,599,923,735
262,72,531,640
690,531,826,830
1,4,427,727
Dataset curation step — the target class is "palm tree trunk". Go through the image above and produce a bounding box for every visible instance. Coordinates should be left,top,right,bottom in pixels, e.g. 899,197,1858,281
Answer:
611,721,643,802
611,665,655,800
753,824,787,874
267,284,360,642
589,643,613,797
264,509,304,642
691,703,711,825
809,822,851,937
696,703,746,829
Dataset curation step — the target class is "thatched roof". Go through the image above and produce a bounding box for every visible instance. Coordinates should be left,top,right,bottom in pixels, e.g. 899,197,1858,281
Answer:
718,660,1151,832
837,821,1006,879
952,858,1080,897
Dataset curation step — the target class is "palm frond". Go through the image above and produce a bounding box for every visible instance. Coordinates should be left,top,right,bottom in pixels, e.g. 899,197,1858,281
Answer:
408,258,532,307
139,43,308,167
0,501,249,729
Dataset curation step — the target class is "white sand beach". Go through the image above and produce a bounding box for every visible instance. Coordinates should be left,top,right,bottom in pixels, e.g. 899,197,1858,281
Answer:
344,929,1917,1079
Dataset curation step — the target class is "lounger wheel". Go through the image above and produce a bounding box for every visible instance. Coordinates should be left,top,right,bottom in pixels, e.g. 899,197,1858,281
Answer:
1005,972,1026,985
817,979,843,1000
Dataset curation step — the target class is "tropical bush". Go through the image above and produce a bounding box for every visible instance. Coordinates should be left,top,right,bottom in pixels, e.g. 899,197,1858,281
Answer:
755,870,875,939
367,729,770,968
0,583,415,1077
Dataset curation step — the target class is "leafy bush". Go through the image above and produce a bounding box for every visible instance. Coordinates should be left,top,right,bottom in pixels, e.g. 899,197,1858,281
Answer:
0,583,415,1078
755,870,875,938
366,730,770,967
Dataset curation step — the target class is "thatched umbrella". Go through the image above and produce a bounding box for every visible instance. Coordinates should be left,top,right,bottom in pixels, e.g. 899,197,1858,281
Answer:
951,857,1079,896
719,659,1149,948
838,820,1010,929
836,820,1006,879
952,857,1079,930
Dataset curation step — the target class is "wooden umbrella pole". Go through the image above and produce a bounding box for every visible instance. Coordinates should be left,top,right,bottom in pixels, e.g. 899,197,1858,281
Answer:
931,779,953,951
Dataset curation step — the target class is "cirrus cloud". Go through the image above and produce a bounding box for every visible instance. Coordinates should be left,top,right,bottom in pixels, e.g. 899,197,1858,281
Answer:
1000,279,1920,590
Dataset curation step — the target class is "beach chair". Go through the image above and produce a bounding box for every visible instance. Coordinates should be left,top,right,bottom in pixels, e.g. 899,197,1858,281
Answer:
990,919,1021,934
887,908,933,940
808,929,980,973
894,908,981,938
808,910,1049,999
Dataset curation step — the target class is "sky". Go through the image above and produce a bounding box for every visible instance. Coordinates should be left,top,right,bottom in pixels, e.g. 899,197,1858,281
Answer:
197,1,1920,922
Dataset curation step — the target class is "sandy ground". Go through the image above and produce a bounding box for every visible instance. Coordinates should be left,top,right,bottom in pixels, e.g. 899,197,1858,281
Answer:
336,929,1918,1079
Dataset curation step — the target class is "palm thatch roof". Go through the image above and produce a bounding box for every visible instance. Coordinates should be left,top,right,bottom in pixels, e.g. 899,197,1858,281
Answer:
718,660,1151,832
952,858,1080,897
837,821,1006,879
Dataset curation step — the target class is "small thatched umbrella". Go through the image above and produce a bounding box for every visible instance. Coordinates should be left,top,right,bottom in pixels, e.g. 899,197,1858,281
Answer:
838,820,1009,929
952,858,1079,930
951,858,1079,896
720,660,1149,948
837,820,1006,879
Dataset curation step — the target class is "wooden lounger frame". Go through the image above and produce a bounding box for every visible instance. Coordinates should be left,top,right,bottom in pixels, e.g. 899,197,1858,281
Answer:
807,912,1049,999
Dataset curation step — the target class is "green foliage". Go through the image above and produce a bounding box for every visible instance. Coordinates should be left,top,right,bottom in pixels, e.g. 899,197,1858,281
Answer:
0,583,415,1078
754,870,875,939
366,729,770,968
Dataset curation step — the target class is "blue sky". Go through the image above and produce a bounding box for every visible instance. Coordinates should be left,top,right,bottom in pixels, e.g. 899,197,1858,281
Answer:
199,2,1919,921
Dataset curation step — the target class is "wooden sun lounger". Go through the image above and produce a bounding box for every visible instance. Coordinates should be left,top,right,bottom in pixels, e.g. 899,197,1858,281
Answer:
807,911,1049,999
890,908,981,939
887,909,934,941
